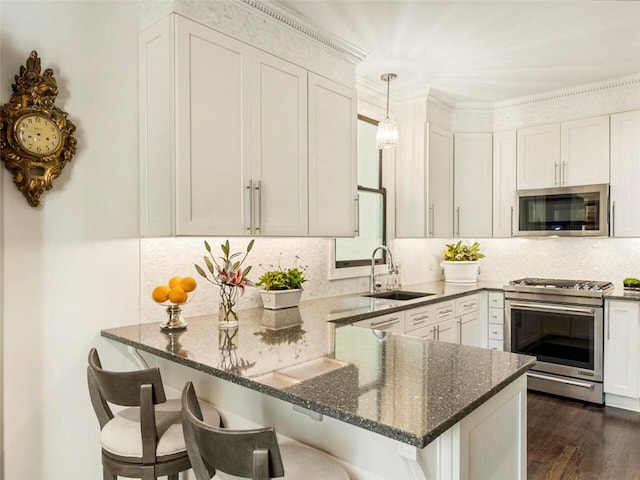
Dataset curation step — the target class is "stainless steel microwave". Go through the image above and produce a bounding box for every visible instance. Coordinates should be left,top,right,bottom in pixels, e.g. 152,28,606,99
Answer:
514,184,609,237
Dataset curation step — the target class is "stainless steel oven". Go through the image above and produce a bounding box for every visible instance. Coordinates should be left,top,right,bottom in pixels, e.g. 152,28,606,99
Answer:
504,278,613,404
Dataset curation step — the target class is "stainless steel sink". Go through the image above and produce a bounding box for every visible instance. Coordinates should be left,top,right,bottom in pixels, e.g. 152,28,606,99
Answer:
363,290,435,301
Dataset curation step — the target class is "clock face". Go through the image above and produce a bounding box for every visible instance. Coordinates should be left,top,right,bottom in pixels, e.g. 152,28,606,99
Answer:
15,114,62,156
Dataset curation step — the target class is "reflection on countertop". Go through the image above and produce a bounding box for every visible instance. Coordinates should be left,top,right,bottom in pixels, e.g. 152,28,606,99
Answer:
102,283,534,448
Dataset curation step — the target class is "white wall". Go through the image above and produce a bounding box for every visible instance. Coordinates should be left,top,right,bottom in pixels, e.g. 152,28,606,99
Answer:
0,2,141,479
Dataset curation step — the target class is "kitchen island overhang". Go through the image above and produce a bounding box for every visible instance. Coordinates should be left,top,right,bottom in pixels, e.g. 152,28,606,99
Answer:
101,308,535,479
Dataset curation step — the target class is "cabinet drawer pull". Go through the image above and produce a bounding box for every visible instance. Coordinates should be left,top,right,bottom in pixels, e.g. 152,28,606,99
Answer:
438,308,454,315
370,317,400,329
411,315,430,322
462,302,476,308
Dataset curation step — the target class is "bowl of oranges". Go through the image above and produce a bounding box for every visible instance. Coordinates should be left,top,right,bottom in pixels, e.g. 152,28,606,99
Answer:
152,276,197,330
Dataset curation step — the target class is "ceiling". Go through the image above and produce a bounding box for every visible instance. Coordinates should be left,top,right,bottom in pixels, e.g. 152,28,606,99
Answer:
276,1,640,104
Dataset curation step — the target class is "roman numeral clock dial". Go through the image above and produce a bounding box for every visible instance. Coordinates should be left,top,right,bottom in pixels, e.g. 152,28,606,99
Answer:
0,51,77,207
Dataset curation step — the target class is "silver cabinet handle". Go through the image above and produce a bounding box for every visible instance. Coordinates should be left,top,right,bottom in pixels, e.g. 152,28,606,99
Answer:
370,317,400,329
562,161,567,185
456,206,460,237
254,181,262,233
438,308,454,315
354,195,360,235
246,180,253,232
428,204,434,237
611,200,615,237
463,302,476,308
510,205,514,237
554,162,559,186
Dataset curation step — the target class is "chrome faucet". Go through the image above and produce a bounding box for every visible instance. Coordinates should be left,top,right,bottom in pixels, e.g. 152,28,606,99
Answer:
370,245,396,294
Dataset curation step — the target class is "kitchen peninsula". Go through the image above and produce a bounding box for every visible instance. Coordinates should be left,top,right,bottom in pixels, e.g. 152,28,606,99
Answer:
102,284,535,480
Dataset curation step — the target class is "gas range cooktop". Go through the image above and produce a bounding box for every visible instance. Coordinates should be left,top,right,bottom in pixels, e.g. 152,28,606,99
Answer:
504,277,615,298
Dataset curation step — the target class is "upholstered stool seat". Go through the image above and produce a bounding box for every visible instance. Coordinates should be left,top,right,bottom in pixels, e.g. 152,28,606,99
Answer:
101,398,221,461
213,444,350,480
182,381,350,480
87,348,221,480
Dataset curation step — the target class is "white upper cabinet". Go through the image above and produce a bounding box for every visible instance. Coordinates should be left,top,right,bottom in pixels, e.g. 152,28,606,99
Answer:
560,115,610,186
517,116,610,191
516,123,560,190
174,17,252,236
610,110,640,237
140,14,355,238
252,52,308,236
308,73,357,237
427,124,454,238
454,133,493,237
492,130,517,238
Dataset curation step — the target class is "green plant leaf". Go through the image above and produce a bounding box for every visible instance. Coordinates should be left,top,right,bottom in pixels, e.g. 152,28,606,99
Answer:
194,264,207,278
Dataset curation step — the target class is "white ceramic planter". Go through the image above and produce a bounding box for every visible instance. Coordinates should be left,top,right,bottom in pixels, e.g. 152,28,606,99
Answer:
259,289,303,310
441,261,481,284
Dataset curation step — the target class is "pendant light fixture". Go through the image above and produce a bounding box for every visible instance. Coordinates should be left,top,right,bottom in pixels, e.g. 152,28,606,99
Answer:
375,73,398,149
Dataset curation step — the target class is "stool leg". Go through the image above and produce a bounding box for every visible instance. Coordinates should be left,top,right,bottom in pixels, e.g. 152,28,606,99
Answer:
168,475,179,480
102,469,116,480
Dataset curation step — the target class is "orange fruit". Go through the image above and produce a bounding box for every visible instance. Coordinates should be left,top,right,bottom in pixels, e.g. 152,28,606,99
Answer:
168,276,183,289
180,276,197,292
152,285,171,303
168,286,187,304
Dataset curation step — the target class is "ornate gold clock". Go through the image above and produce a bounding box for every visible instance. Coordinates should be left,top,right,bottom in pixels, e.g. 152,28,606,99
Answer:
0,51,77,207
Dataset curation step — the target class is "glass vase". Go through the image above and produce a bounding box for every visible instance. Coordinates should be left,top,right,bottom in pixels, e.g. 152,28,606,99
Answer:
218,284,239,327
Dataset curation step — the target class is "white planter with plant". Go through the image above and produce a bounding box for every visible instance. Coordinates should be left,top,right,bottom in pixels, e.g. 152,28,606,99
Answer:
441,241,485,284
257,260,307,310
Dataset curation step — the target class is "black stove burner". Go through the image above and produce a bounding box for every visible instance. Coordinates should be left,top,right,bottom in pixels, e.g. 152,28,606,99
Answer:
509,277,613,292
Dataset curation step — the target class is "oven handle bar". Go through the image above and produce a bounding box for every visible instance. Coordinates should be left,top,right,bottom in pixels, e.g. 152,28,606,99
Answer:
527,372,595,389
508,301,594,315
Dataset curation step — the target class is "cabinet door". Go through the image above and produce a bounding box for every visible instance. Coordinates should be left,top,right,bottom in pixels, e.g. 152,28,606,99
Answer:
139,16,175,237
427,124,454,237
436,318,459,344
492,130,516,238
395,106,427,238
308,73,357,237
175,17,252,235
604,301,639,398
516,123,560,190
252,52,308,236
560,115,610,186
459,312,479,347
454,133,493,237
610,110,640,237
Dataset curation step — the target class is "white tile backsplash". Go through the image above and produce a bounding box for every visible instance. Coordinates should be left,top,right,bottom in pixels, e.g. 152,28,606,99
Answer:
141,237,370,322
142,236,640,323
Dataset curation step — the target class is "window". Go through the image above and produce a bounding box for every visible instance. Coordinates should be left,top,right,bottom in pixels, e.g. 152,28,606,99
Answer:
334,115,387,270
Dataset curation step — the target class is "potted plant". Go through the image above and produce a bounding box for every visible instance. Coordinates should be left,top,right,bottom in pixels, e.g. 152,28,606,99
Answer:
441,240,485,284
256,258,307,310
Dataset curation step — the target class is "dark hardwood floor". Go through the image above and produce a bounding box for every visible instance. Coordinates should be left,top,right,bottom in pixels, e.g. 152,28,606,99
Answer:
528,392,640,480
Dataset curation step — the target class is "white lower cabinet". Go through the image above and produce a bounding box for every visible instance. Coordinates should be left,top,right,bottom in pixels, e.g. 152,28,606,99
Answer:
604,300,640,411
487,291,505,351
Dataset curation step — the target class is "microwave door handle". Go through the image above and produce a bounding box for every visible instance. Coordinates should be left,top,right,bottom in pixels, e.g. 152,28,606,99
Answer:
508,301,594,315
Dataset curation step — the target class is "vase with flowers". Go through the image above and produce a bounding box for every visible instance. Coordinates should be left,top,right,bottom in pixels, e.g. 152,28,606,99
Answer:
195,239,255,327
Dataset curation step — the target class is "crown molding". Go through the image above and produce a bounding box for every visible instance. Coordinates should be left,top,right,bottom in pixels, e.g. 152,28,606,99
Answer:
242,0,368,65
493,73,640,110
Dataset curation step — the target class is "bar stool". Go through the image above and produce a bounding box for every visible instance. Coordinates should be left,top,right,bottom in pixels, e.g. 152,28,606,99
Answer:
181,381,351,480
87,348,221,480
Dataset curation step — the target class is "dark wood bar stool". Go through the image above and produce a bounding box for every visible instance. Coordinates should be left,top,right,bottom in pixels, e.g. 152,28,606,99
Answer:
87,348,221,480
181,381,351,480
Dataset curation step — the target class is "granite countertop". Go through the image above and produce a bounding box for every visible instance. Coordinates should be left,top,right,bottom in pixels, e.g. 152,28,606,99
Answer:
102,281,534,448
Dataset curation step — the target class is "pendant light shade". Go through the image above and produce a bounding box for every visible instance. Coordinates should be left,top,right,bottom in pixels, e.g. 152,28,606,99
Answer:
376,73,398,149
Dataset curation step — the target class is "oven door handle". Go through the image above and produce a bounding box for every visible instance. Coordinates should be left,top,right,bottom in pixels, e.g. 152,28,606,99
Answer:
508,301,594,315
527,372,595,389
